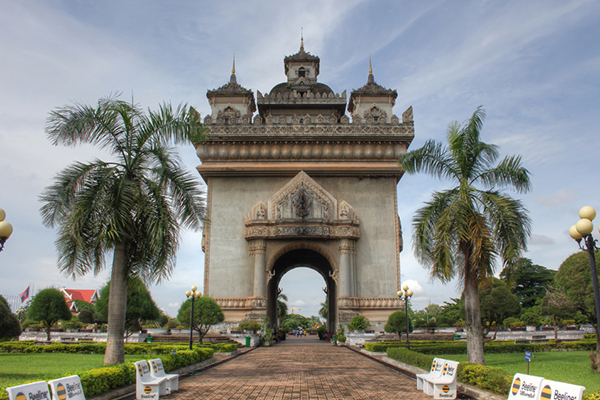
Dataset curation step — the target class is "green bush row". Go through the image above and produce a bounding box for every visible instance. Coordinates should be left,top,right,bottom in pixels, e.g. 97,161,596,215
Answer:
0,342,236,354
386,348,511,395
0,347,214,400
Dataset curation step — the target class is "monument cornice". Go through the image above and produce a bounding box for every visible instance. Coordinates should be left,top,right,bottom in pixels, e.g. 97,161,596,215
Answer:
196,162,405,177
200,122,414,138
244,221,360,241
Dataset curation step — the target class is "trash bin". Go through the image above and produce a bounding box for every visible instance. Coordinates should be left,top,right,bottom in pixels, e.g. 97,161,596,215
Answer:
245,336,251,347
146,336,153,343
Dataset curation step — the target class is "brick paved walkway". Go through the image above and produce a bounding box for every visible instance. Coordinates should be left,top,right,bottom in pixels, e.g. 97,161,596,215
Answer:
170,339,432,400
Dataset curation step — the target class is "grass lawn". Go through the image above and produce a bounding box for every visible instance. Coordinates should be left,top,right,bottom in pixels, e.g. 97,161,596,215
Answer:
440,351,599,393
0,353,141,389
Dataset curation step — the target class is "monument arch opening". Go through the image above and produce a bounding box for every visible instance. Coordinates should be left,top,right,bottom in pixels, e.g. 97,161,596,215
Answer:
267,246,337,331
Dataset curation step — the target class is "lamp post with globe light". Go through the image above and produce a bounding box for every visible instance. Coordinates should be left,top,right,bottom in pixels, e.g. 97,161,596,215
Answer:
185,286,201,350
569,206,600,356
0,208,13,252
397,285,413,349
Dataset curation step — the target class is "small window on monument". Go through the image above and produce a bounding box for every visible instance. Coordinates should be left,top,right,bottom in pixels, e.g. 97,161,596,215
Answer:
223,117,229,125
299,118,304,123
298,68,306,77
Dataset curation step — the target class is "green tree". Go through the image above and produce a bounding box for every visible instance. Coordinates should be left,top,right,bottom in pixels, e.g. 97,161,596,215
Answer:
384,310,413,342
478,278,521,339
0,295,9,310
500,258,555,309
439,298,462,326
553,251,600,368
39,96,207,365
95,278,160,334
400,107,531,365
73,300,95,313
78,309,95,325
28,288,72,340
520,308,543,328
0,301,21,340
280,313,312,331
348,315,370,331
541,287,575,340
177,296,224,343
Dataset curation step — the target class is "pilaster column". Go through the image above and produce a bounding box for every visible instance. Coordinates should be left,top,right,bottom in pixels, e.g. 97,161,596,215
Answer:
338,238,356,297
250,239,267,298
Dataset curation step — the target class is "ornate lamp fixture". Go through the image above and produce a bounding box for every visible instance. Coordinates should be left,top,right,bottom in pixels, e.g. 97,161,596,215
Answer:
397,284,413,349
185,286,202,350
0,208,13,252
568,206,600,342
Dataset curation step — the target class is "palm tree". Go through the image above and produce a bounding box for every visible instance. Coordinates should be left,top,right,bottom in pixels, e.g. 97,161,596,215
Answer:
40,95,207,365
277,292,288,323
400,107,531,365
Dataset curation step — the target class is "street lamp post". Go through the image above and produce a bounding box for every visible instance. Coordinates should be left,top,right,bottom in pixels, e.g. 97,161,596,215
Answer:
185,286,201,350
0,208,14,252
397,285,413,349
569,206,600,356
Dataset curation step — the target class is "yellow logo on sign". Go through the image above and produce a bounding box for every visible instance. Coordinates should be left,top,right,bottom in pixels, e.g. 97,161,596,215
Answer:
512,377,521,396
56,384,67,400
541,385,552,400
442,386,450,393
144,387,152,394
15,393,27,400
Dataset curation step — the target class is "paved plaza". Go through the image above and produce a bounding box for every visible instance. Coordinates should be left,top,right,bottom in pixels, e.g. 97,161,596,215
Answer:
169,337,433,400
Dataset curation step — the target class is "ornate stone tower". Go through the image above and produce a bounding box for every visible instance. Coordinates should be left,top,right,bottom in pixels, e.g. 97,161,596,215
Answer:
196,45,414,331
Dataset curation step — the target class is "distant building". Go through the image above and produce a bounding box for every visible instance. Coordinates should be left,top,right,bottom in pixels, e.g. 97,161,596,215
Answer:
60,288,98,314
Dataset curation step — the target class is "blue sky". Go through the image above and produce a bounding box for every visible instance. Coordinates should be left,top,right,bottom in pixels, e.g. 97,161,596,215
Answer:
1,0,599,319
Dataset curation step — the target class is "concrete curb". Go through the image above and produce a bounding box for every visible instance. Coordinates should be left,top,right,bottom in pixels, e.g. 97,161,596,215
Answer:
380,357,505,400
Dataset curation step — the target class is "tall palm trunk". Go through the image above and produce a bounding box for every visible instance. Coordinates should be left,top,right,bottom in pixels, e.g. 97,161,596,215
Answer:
104,243,128,365
463,245,485,365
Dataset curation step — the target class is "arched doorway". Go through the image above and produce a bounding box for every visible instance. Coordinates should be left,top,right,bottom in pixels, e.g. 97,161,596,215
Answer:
266,248,337,332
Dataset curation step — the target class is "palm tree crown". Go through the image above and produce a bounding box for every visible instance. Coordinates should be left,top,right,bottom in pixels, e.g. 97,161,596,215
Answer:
40,95,208,364
400,107,531,364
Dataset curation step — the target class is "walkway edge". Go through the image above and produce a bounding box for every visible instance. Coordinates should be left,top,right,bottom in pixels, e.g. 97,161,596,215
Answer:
380,356,505,400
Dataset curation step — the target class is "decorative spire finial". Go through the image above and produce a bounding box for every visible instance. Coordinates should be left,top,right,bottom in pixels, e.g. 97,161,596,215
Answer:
300,28,304,51
368,55,375,84
369,54,372,74
229,54,237,84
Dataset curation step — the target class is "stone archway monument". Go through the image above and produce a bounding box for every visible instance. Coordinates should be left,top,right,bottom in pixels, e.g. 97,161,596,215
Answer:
196,43,414,331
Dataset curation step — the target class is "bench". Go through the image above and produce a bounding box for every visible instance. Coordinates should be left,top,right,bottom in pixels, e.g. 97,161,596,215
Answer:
416,358,444,391
423,359,459,399
48,375,86,400
149,358,179,395
133,361,167,400
6,381,51,400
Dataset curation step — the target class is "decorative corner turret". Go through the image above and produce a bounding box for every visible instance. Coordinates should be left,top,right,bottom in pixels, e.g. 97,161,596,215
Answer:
348,57,399,124
206,55,256,125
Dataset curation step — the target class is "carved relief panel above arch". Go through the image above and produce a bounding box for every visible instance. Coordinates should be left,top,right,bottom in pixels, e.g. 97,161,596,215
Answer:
244,171,360,240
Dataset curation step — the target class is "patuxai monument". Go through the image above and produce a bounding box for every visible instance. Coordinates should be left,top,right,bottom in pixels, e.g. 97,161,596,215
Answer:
195,40,415,332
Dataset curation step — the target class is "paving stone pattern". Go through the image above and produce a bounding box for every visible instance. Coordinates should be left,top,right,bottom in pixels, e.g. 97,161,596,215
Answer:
172,340,431,400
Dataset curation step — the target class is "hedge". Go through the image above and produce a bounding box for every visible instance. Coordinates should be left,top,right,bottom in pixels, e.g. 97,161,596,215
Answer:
0,342,236,354
386,347,511,395
0,347,214,400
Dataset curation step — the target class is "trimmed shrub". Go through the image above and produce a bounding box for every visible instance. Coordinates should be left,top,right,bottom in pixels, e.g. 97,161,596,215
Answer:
386,348,512,395
458,363,511,395
365,342,401,352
